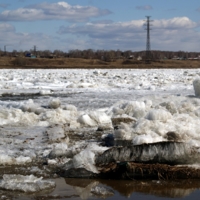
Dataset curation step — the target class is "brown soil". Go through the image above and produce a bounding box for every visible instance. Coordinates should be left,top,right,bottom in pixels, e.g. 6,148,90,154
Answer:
0,57,200,69
98,162,200,180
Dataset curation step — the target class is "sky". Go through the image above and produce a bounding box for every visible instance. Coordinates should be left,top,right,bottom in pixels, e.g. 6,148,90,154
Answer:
1,0,200,52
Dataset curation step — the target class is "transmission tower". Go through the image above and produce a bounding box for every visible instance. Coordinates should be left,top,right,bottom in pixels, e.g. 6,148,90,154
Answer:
33,45,37,56
4,45,6,55
144,16,153,64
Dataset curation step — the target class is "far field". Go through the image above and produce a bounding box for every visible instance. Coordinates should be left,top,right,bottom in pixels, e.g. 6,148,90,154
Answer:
0,57,200,69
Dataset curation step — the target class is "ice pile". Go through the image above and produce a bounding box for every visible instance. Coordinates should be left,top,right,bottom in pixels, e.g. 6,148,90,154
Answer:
78,111,112,129
0,69,197,99
0,174,55,193
45,124,69,143
0,97,113,167
0,97,112,129
108,95,200,147
61,143,109,174
193,78,200,97
96,142,200,166
0,69,199,179
0,154,32,165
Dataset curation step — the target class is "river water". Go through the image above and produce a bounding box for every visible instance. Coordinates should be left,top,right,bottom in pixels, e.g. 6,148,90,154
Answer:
12,178,200,200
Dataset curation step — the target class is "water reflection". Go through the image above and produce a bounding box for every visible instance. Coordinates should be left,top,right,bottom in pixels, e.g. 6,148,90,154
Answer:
3,178,200,199
65,179,114,199
65,178,200,199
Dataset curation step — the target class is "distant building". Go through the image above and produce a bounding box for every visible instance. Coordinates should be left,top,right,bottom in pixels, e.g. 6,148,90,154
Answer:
25,53,36,58
128,55,134,59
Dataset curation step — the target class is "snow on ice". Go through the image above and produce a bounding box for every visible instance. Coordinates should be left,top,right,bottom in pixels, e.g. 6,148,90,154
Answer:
0,174,55,193
0,69,199,179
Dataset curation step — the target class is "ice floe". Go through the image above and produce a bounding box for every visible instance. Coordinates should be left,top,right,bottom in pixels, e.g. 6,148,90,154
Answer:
0,174,55,193
0,69,199,180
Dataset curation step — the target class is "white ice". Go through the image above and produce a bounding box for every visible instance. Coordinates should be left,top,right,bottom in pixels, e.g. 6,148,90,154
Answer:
63,143,109,173
0,174,55,193
0,69,199,170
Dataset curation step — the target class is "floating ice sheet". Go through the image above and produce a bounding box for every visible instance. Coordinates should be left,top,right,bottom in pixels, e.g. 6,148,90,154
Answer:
0,174,55,193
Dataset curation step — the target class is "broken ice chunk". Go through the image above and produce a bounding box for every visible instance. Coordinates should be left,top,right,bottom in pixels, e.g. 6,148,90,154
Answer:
0,174,56,193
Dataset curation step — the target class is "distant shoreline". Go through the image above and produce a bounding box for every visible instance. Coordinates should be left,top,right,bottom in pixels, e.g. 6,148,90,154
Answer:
0,57,200,69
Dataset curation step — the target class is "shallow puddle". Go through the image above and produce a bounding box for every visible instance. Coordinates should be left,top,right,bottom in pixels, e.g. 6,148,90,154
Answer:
5,178,200,200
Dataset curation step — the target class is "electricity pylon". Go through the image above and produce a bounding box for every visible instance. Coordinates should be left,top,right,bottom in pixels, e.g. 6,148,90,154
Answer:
144,16,153,64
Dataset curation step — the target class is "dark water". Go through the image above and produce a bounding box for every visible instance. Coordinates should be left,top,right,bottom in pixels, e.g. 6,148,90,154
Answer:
12,178,200,200
62,178,200,200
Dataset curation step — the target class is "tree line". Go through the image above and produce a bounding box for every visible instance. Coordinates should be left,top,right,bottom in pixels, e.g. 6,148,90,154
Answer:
1,49,200,60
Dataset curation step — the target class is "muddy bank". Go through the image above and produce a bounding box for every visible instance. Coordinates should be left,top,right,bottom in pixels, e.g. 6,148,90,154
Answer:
58,160,200,180
97,162,200,180
2,57,200,69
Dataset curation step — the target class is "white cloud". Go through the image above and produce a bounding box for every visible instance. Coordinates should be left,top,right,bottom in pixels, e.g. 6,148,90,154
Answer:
58,17,200,51
0,23,60,51
153,17,197,29
58,19,145,38
0,2,111,22
196,7,200,12
136,5,153,10
58,17,197,37
0,4,10,8
0,17,200,52
0,23,15,32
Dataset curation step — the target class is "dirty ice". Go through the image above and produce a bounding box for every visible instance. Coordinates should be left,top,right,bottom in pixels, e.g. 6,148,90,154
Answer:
0,68,199,192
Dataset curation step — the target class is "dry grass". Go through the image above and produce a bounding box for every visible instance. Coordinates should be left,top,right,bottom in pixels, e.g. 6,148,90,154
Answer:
0,56,200,69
